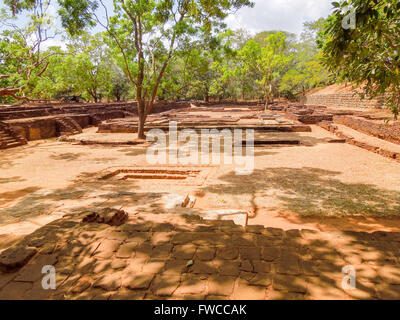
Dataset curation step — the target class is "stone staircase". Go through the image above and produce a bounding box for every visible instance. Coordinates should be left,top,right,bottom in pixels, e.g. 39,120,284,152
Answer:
56,117,83,136
0,121,27,150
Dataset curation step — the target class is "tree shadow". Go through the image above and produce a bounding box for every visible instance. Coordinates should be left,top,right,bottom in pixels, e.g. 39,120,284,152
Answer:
0,210,399,300
0,177,26,184
200,167,400,217
0,166,399,300
49,153,85,161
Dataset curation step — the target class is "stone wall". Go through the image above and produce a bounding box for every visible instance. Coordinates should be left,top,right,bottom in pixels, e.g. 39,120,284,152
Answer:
0,102,138,121
1,102,193,141
333,116,400,145
303,93,385,109
10,118,58,141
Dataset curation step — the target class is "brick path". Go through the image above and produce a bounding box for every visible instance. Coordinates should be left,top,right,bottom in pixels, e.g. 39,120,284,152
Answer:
0,212,399,300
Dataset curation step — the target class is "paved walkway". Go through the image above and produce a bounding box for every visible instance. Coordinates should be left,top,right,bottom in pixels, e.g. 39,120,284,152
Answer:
0,212,399,300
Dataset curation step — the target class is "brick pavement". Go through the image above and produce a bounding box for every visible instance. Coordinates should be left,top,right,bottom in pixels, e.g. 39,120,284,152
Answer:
0,212,399,300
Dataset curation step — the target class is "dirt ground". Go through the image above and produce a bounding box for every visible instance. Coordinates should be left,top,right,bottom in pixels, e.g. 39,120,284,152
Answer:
1,124,400,239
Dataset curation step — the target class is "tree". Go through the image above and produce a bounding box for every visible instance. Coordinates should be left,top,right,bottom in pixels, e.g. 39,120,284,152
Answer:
210,29,258,101
66,33,113,102
258,32,292,104
159,31,225,102
33,32,129,102
108,67,131,102
280,19,331,99
319,0,400,116
0,1,61,102
56,0,254,138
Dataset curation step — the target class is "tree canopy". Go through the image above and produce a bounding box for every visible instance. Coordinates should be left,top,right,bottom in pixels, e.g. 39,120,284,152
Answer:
318,0,400,116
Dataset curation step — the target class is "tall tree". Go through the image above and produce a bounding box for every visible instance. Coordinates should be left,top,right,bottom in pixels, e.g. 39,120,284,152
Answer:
56,0,254,138
258,32,292,104
0,1,61,102
280,19,331,99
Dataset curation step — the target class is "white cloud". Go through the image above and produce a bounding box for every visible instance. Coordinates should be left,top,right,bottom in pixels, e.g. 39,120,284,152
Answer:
226,0,334,36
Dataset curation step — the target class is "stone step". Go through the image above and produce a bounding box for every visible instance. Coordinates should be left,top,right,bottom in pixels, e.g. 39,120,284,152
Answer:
319,122,400,162
0,138,17,143
0,126,27,149
5,141,23,148
0,142,23,149
60,131,80,136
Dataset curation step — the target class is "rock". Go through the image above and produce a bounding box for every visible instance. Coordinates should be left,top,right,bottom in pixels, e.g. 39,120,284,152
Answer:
0,246,38,272
161,194,196,210
196,209,248,227
82,208,128,226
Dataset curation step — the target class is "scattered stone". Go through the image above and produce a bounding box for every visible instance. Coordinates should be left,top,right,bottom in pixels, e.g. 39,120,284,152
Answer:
327,139,346,143
161,194,196,210
233,279,266,300
0,246,37,272
82,208,128,226
175,274,207,295
196,210,248,227
69,276,93,294
217,247,239,260
151,275,180,296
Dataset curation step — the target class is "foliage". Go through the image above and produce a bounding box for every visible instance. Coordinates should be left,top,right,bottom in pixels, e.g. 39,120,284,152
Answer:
319,0,400,116
0,2,61,102
1,1,337,116
57,0,254,137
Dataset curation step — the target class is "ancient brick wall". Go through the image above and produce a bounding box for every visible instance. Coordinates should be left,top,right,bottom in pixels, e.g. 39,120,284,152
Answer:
333,116,400,144
10,118,58,141
303,93,385,109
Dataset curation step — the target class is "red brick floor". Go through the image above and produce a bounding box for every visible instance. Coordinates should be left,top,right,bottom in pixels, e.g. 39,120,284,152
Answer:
0,212,399,300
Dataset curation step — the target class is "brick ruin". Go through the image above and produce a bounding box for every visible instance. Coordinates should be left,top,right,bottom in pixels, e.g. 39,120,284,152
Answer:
1,100,400,300
0,99,400,161
0,121,27,149
277,103,400,161
0,101,190,147
303,93,385,109
2,100,400,163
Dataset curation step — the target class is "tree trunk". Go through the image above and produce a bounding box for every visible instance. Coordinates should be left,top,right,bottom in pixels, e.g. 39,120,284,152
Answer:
138,115,146,140
137,98,147,140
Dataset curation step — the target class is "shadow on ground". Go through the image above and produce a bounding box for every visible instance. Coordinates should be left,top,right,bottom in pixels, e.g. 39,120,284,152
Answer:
0,211,399,300
201,167,400,217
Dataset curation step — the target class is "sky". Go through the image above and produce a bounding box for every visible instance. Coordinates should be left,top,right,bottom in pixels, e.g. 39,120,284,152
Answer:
226,0,334,35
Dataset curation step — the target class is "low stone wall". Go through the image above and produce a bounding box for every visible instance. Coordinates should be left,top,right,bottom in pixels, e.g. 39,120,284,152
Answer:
10,118,58,141
0,103,138,121
2,102,194,140
333,116,400,145
282,105,333,124
304,93,385,109
319,121,400,162
7,115,91,141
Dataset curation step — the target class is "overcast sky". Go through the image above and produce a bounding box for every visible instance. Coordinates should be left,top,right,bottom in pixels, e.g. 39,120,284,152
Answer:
226,0,334,35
